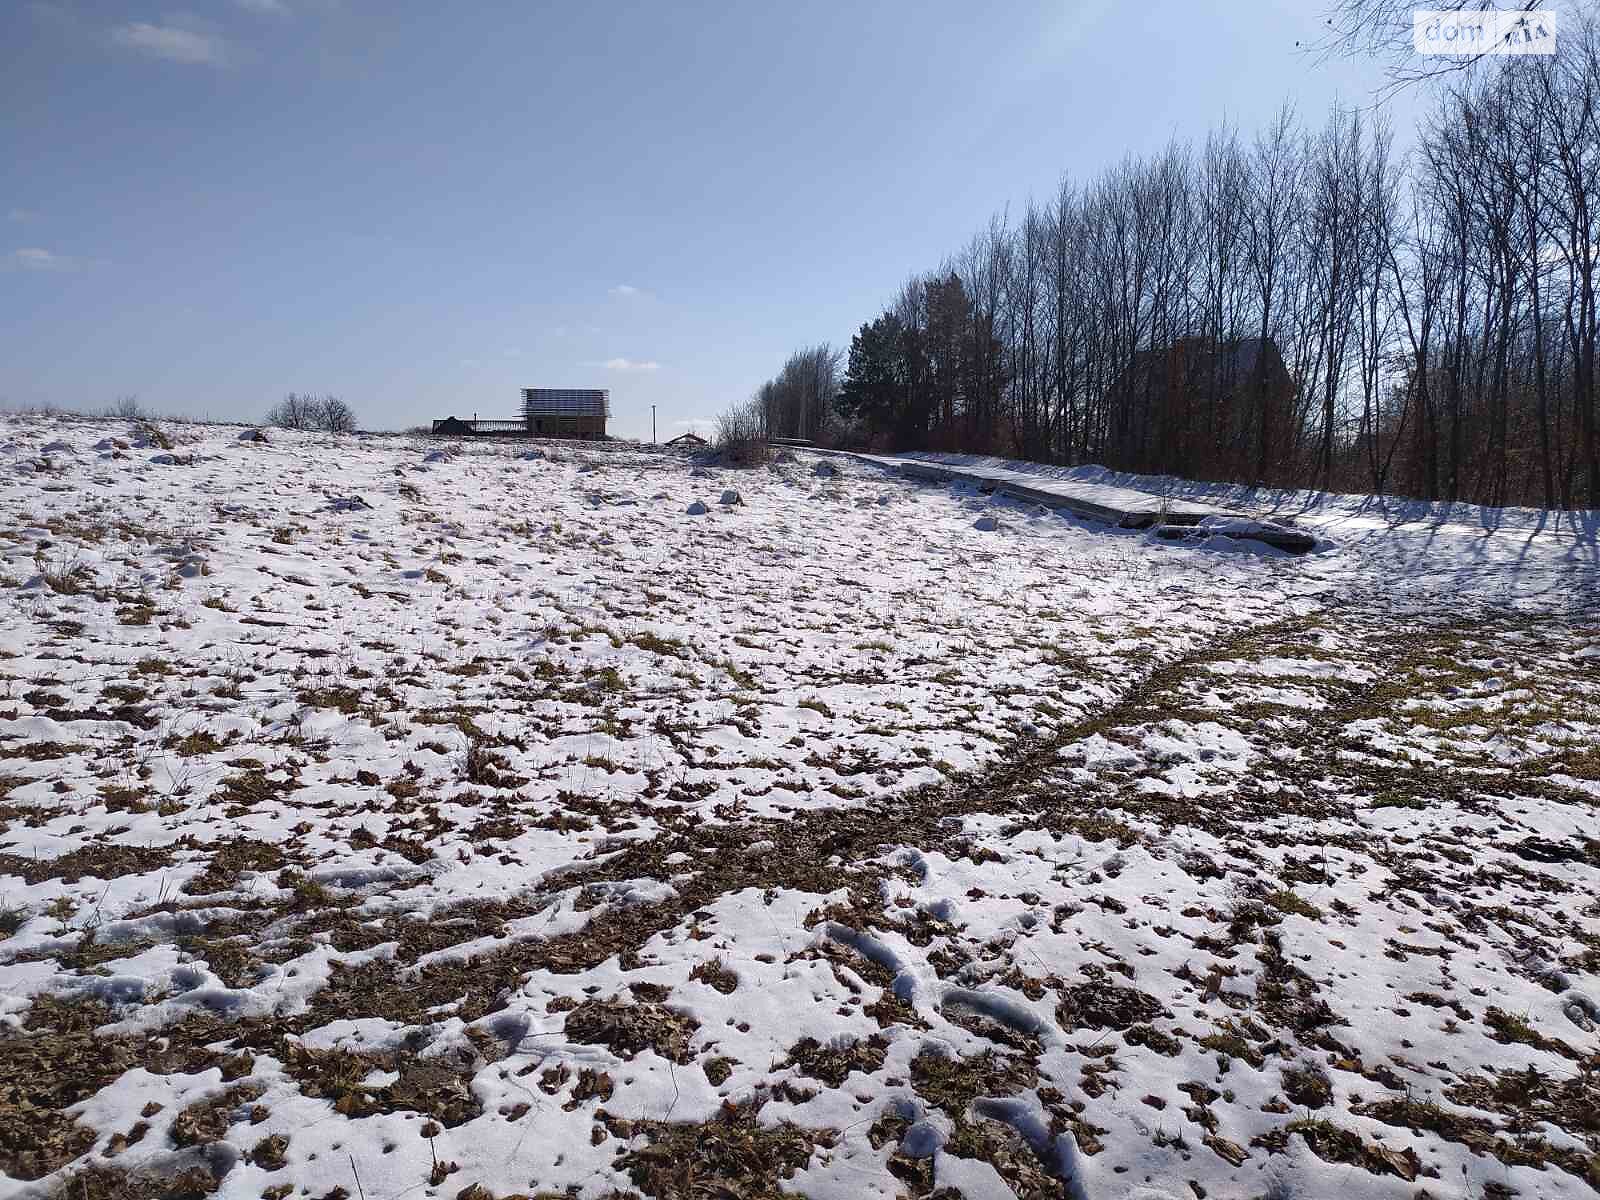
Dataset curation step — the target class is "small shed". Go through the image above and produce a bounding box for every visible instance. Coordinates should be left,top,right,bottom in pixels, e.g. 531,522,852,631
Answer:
665,431,708,447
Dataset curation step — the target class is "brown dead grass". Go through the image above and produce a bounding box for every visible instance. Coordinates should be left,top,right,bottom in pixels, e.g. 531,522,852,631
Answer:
608,1101,830,1198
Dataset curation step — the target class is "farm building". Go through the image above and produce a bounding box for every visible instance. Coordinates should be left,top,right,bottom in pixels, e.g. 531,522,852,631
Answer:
1105,336,1295,479
665,431,707,447
430,388,610,440
521,388,609,438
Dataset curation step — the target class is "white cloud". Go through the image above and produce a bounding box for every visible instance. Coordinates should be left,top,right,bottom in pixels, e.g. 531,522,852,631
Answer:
601,357,660,372
110,22,228,65
234,0,291,12
609,284,645,298
9,247,71,271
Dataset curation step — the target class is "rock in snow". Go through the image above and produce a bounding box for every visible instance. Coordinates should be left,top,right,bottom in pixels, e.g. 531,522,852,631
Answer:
901,1120,946,1159
719,489,742,506
973,515,1001,531
686,500,709,515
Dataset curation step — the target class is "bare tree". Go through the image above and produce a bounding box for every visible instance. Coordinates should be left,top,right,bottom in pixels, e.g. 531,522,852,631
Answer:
1313,0,1550,91
267,392,357,433
1303,108,1370,487
750,345,843,443
1244,106,1304,484
266,393,315,430
313,394,357,434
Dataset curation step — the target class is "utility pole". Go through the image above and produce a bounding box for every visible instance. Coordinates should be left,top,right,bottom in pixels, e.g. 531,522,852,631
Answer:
651,404,656,445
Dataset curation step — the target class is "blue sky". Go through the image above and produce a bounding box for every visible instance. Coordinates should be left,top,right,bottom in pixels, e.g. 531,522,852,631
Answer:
4,1,1417,438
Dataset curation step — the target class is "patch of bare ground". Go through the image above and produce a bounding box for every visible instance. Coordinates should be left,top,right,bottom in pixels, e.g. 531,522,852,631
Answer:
563,995,699,1063
0,997,143,1180
1355,1091,1598,1185
1253,1119,1425,1182
284,898,686,1030
942,1117,1066,1200
44,1164,222,1200
13,606,1600,1196
181,836,285,895
1,994,243,1170
903,1046,1092,1195
0,842,174,885
1055,967,1168,1032
169,1082,267,1148
909,1045,1038,1118
782,1033,888,1086
686,956,737,993
278,1041,482,1125
0,993,500,1186
605,1102,833,1199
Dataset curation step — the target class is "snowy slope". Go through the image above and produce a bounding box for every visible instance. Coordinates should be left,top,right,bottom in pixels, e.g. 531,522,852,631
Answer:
1,416,1597,1200
894,451,1600,612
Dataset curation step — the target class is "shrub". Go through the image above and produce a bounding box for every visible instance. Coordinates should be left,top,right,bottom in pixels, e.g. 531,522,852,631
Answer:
714,400,769,466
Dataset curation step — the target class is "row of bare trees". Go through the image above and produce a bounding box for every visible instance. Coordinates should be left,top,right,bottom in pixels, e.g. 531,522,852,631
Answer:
787,15,1598,508
723,345,843,444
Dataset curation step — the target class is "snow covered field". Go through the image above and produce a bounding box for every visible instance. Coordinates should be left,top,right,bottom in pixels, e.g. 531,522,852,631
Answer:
1,414,1597,1200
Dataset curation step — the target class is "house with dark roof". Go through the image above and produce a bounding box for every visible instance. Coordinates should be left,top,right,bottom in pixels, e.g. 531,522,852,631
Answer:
1108,336,1295,476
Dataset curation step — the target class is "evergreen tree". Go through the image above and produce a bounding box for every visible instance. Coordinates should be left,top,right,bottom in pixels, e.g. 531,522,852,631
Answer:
837,315,907,439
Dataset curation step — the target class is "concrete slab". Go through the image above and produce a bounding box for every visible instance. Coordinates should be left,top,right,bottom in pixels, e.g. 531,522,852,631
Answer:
840,454,1318,552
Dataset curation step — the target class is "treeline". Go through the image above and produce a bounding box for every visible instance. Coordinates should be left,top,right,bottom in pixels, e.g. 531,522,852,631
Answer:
744,18,1599,509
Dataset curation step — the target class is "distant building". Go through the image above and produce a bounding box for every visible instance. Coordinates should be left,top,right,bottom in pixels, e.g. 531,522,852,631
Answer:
429,388,610,440
1115,337,1292,412
522,388,609,438
665,431,707,447
1107,336,1295,475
